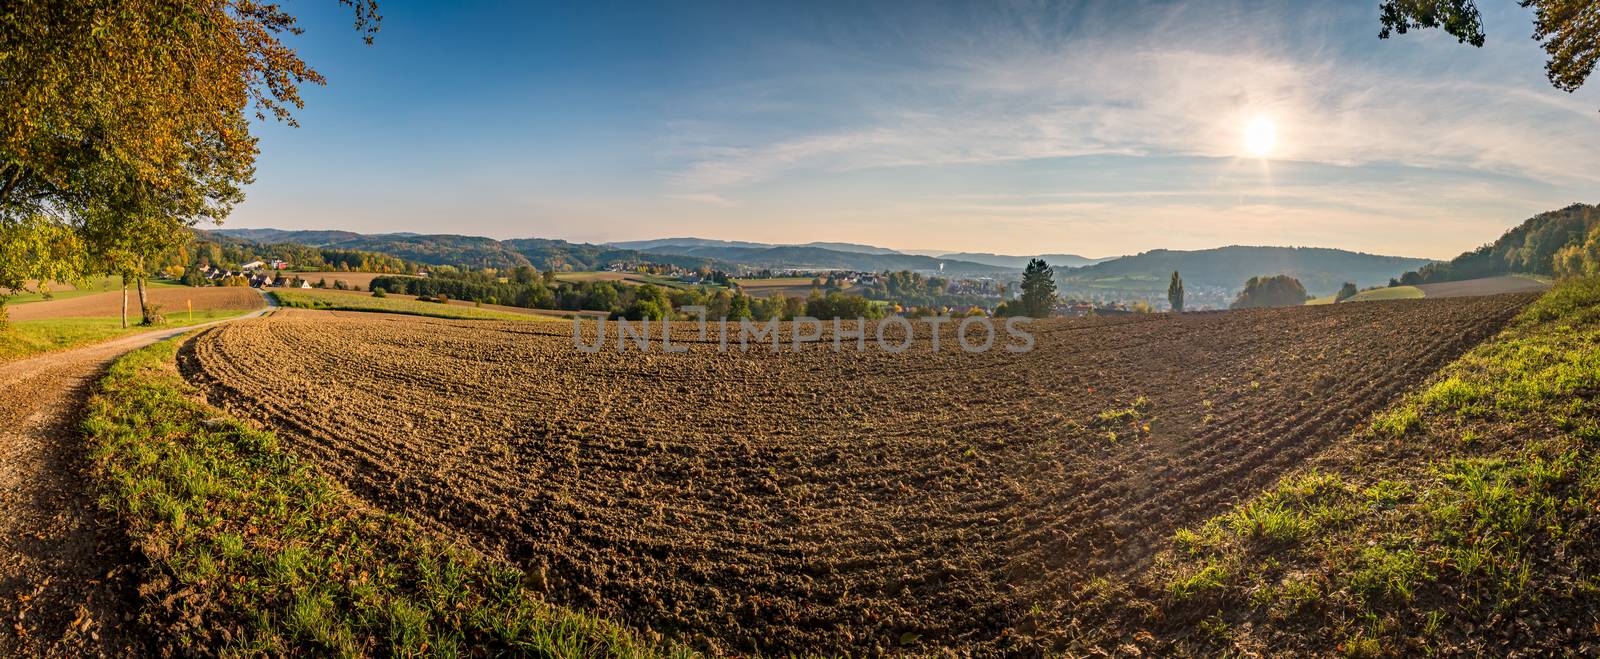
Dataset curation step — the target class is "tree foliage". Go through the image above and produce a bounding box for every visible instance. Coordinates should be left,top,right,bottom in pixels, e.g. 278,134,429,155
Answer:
1335,281,1360,302
0,216,84,325
1020,258,1057,318
1380,0,1599,96
1167,271,1185,313
1397,203,1600,284
0,0,378,316
1231,275,1310,309
805,291,883,320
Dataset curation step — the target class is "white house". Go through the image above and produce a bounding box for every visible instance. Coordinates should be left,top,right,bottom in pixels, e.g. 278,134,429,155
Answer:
240,260,266,271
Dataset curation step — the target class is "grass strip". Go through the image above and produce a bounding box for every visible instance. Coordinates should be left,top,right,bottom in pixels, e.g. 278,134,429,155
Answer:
0,311,247,362
1150,277,1600,656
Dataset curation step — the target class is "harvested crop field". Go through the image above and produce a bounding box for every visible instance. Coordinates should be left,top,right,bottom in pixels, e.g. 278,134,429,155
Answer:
1417,274,1550,298
7,287,264,322
179,295,1534,655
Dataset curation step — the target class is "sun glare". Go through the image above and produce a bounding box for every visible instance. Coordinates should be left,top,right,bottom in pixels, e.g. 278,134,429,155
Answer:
1244,116,1277,157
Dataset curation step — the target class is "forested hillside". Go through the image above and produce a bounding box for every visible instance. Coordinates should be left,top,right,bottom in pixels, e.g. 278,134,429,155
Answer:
212,229,716,272
1396,203,1600,284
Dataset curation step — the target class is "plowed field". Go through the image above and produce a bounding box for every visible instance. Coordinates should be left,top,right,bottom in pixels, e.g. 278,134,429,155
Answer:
8,287,263,321
180,295,1534,655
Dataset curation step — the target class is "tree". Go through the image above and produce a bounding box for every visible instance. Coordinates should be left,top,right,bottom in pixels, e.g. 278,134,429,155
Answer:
805,291,883,320
727,293,752,321
0,0,380,314
623,299,667,321
1231,275,1311,309
0,217,84,327
1335,281,1360,302
1380,1,1599,98
1167,271,1185,313
1019,258,1057,318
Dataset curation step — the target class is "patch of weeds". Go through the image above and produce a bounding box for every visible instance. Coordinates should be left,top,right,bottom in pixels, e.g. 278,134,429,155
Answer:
1361,480,1409,509
1370,405,1421,438
1168,561,1231,600
1092,396,1155,440
1347,543,1428,602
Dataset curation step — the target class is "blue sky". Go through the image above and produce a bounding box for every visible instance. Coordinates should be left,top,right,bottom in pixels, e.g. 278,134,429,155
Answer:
232,0,1600,259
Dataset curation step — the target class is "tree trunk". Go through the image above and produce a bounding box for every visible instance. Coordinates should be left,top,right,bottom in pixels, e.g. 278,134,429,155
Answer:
121,275,129,329
137,275,150,325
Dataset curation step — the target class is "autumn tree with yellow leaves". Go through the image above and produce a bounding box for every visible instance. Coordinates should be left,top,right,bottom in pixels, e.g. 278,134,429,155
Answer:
0,0,379,324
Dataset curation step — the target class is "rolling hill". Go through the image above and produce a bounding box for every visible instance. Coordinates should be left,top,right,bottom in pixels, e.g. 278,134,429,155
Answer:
1394,203,1599,284
211,229,717,272
937,252,1111,269
1062,246,1434,296
611,237,908,256
629,244,1009,276
213,228,1433,294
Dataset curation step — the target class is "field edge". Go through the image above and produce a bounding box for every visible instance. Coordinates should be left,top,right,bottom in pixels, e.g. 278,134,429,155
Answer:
80,335,695,657
1103,277,1600,656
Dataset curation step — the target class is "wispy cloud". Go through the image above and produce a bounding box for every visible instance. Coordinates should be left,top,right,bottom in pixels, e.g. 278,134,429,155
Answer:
668,192,740,208
661,2,1600,193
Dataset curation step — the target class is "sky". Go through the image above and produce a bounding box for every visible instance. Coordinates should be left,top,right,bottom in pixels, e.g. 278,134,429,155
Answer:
230,0,1600,259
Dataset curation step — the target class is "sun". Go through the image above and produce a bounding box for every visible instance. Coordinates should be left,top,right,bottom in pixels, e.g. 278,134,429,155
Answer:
1244,116,1277,157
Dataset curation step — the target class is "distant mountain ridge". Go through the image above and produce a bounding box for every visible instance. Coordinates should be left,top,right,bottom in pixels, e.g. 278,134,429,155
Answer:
938,252,1112,269
210,229,717,272
610,237,905,256
214,228,1433,293
629,244,1008,276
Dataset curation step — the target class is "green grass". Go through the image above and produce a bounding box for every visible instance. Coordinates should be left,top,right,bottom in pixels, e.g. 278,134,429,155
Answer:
555,271,691,289
83,338,694,657
1062,274,1167,292
2,276,180,304
272,289,560,322
0,311,247,362
1149,276,1600,655
1347,285,1425,302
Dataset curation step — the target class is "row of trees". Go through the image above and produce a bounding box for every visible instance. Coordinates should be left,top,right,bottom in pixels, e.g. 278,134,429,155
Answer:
0,1,378,328
369,268,893,322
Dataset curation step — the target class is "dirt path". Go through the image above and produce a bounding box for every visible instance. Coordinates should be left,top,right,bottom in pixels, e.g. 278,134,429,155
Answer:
0,299,272,657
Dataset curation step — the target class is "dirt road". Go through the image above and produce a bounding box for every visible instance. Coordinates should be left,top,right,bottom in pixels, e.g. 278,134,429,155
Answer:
0,300,272,657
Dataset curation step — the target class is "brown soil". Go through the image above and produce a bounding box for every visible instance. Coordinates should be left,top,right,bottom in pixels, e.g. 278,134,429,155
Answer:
8,287,264,322
1416,275,1550,298
180,295,1535,655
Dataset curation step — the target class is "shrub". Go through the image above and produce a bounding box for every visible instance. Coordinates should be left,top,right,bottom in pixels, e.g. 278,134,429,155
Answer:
1335,282,1359,302
1231,275,1310,309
